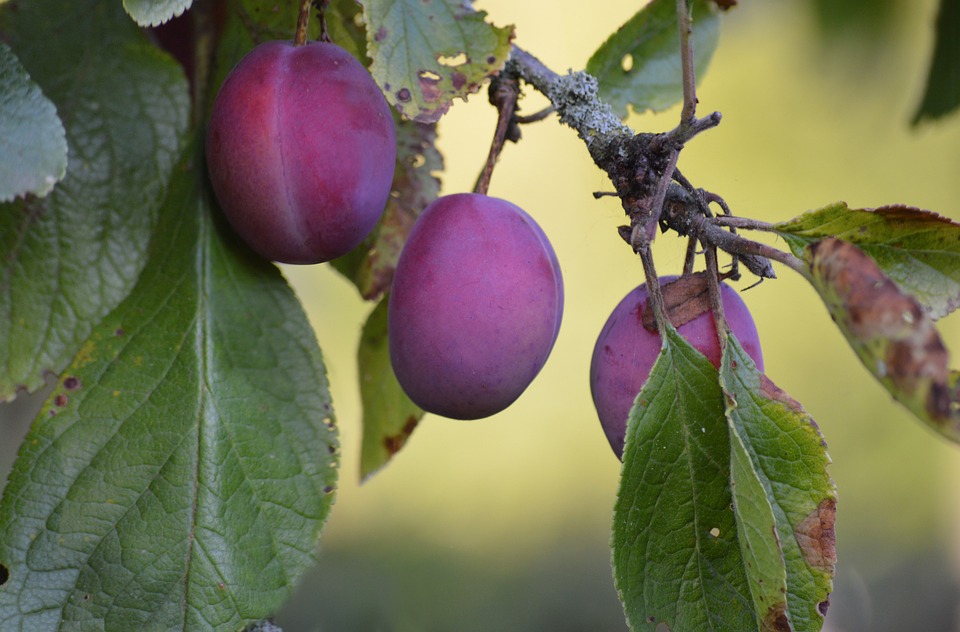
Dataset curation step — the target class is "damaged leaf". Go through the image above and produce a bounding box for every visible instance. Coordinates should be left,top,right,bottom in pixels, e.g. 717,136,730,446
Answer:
640,271,712,331
586,0,720,118
721,337,836,632
360,0,513,123
613,326,755,631
358,295,424,482
332,118,442,300
805,237,960,441
776,203,960,319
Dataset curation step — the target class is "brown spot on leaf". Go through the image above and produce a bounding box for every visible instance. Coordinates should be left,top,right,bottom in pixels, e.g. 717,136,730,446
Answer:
114,328,124,336
809,238,958,431
641,272,711,332
63,376,80,391
396,88,411,102
383,416,420,456
764,603,791,632
795,498,837,573
417,70,443,103
0,563,8,586
374,26,387,42
451,71,466,90
54,394,68,407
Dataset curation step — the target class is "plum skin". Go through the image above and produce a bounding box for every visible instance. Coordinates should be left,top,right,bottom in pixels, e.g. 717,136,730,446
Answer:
206,40,396,264
389,193,564,420
590,276,764,459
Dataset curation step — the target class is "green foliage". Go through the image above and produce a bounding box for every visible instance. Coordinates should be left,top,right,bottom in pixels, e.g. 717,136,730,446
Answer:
586,0,719,118
359,0,514,123
358,296,424,481
123,0,193,26
913,0,960,124
0,42,66,202
721,337,835,632
613,326,834,632
613,326,756,631
0,0,190,400
0,145,339,629
776,203,960,319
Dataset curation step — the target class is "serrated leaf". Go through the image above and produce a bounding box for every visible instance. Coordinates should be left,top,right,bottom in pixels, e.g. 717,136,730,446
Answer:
0,1,190,400
804,237,960,441
358,295,423,482
0,42,67,202
332,117,442,300
0,148,339,630
912,0,960,125
586,0,720,119
776,203,960,319
613,326,755,631
360,0,513,123
721,337,836,632
123,0,192,26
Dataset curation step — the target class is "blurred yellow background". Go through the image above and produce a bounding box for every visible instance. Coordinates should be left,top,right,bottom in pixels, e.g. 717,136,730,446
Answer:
2,1,960,630
279,1,960,630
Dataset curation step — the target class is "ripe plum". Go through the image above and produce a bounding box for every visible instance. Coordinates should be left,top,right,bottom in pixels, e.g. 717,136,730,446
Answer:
590,275,764,458
206,41,396,264
389,194,564,419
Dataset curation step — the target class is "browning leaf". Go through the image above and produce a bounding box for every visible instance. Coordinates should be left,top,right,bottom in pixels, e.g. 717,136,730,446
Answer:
806,237,960,440
640,272,711,331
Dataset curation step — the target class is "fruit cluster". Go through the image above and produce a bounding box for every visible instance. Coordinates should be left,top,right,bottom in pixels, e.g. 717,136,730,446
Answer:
206,40,763,458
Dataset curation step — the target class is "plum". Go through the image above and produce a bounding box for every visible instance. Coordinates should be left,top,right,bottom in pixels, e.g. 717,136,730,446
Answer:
590,275,764,459
206,40,396,264
389,193,564,420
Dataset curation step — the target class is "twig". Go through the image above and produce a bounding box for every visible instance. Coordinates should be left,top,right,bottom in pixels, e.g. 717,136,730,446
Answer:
294,0,311,46
474,75,520,195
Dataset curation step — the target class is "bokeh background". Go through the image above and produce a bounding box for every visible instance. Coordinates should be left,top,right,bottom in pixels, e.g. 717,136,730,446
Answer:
4,0,960,630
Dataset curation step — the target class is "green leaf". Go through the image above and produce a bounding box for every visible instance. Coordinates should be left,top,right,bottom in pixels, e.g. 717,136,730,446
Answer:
332,117,443,300
0,1,190,399
0,42,67,202
0,147,339,630
358,296,423,482
912,0,960,125
123,0,193,26
359,0,514,123
775,203,960,319
721,337,836,632
804,237,960,441
586,0,720,119
613,326,755,631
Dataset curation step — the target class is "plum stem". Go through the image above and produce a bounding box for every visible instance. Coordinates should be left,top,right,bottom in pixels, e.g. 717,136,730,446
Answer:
703,245,730,358
294,0,312,46
474,74,520,195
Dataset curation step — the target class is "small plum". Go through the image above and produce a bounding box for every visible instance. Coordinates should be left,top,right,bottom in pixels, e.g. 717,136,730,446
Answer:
590,275,764,459
389,193,564,420
206,40,396,264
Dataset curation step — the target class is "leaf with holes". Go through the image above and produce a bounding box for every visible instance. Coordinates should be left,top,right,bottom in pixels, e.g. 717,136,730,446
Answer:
0,147,339,630
721,336,836,632
804,237,960,441
0,0,190,400
586,0,720,119
357,296,424,482
613,325,755,631
776,203,960,319
359,0,513,123
0,42,66,203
